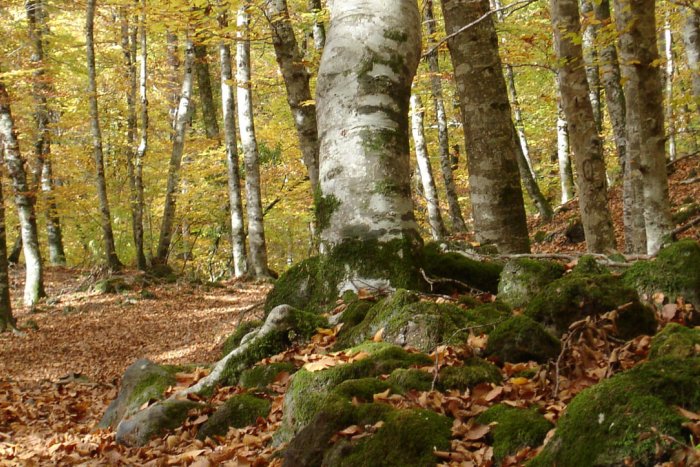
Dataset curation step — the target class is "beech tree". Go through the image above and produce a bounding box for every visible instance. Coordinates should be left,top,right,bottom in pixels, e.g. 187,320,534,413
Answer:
682,6,700,111
0,154,13,332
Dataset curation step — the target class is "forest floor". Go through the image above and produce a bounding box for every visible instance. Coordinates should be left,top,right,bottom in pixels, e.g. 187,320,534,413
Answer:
0,154,698,466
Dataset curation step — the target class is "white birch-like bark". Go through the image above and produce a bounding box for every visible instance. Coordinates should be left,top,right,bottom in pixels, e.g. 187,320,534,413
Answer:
133,3,147,270
237,2,270,278
156,38,194,263
219,11,247,278
580,0,603,132
556,96,575,204
87,0,121,270
613,0,673,255
682,7,700,111
411,94,447,241
309,0,325,51
664,15,676,161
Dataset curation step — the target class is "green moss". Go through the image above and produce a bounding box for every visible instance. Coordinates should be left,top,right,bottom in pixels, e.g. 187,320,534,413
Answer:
461,302,512,331
422,242,503,294
93,277,130,294
238,362,296,389
325,409,452,467
387,368,434,393
337,300,374,330
532,357,700,466
649,323,700,360
332,378,391,402
486,315,560,364
197,394,271,440
314,190,341,232
127,368,177,407
477,404,552,462
498,259,565,309
439,357,502,390
526,272,657,338
672,202,700,225
383,28,408,42
572,256,610,275
222,320,263,357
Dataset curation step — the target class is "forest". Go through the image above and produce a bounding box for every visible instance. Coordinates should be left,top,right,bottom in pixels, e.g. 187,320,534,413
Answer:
1,0,700,465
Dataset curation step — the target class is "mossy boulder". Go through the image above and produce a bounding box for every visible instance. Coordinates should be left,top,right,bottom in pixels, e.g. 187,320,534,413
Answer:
476,404,552,463
486,315,560,364
277,344,431,442
531,357,700,466
498,259,565,309
335,299,374,330
197,394,271,440
387,368,434,393
99,359,177,429
222,320,263,357
526,271,657,339
239,362,297,390
115,399,201,447
422,242,503,294
93,277,131,294
649,323,700,360
439,357,503,390
332,378,392,402
624,239,700,312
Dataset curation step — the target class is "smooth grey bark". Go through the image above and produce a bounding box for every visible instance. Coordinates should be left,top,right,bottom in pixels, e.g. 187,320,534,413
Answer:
237,2,270,278
26,0,65,266
156,38,195,263
219,11,247,278
193,44,220,140
441,0,530,254
411,94,447,241
317,0,422,270
613,0,673,255
551,0,616,253
424,0,466,233
166,31,180,128
682,7,700,111
556,95,575,204
663,15,677,161
265,0,320,193
309,0,325,50
133,4,147,270
580,0,603,132
87,0,121,270
0,80,46,306
0,159,13,332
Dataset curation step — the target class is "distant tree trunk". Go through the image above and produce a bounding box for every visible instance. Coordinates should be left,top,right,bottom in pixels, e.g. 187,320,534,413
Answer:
411,94,447,241
237,2,270,278
156,38,195,264
556,96,575,204
219,11,247,278
193,44,220,140
86,0,121,270
441,0,530,254
8,231,21,265
26,0,65,266
682,7,700,111
580,0,603,132
308,0,325,51
424,0,466,233
514,121,554,221
594,0,627,171
133,3,147,269
613,0,673,255
663,15,676,161
166,31,180,128
265,0,320,193
0,165,13,332
0,80,46,306
551,0,615,253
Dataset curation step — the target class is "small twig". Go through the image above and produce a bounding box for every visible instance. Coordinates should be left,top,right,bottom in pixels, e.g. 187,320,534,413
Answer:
420,268,488,295
671,216,700,238
666,150,700,168
680,176,700,185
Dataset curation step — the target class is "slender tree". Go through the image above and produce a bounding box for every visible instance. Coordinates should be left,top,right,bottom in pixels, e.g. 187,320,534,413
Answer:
0,156,13,332
682,7,700,111
133,2,148,269
556,94,575,204
551,0,615,253
308,0,325,51
441,0,530,253
663,14,676,161
194,44,220,140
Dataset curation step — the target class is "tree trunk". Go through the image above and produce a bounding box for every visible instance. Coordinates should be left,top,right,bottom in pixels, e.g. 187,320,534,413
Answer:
8,231,22,265
411,94,447,241
316,0,423,290
156,38,195,263
551,0,615,253
513,120,553,221
613,0,673,255
219,11,247,278
26,0,66,266
133,2,147,270
166,31,180,128
87,0,121,270
580,0,603,132
663,15,676,161
309,0,325,50
237,2,270,279
0,164,13,332
193,44,220,140
0,80,46,306
682,7,700,112
441,0,530,254
424,0,466,233
265,0,320,193
556,96,575,204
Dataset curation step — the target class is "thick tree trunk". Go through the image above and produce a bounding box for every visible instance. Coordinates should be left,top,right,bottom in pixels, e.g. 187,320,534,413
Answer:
87,0,121,270
551,0,615,253
156,38,195,263
26,0,65,266
411,94,447,241
219,11,247,278
308,0,325,51
441,0,530,254
682,7,700,111
193,44,220,140
663,16,676,161
613,0,673,255
0,165,13,332
237,2,270,279
424,0,466,233
556,96,575,204
580,0,603,132
265,0,320,193
0,80,46,306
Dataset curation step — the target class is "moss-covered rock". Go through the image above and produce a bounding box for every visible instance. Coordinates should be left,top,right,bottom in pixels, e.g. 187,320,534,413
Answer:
332,378,392,402
93,277,131,294
476,404,552,463
624,239,700,312
531,357,700,466
115,399,201,447
222,320,263,357
197,394,271,440
336,299,374,330
486,316,560,364
277,344,431,442
322,408,452,467
572,255,609,276
239,362,297,390
422,242,503,294
526,272,657,338
649,323,700,360
99,359,177,429
439,357,502,390
498,259,565,309
387,368,434,393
